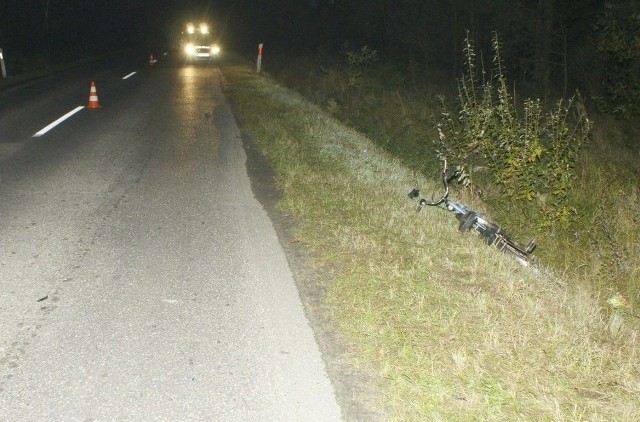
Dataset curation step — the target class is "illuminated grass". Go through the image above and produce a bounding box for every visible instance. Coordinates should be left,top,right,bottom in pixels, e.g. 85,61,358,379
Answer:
221,62,640,421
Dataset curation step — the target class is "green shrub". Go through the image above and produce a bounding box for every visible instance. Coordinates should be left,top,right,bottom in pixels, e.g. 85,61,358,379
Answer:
436,32,592,228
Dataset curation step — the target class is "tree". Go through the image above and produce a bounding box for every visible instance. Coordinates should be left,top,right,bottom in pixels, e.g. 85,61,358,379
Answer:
595,0,640,117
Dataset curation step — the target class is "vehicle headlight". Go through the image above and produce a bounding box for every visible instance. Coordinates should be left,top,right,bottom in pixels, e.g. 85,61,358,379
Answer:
211,45,221,55
186,24,195,34
185,43,195,55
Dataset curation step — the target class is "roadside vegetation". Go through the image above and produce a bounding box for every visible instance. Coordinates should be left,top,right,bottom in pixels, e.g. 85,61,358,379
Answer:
221,52,640,420
262,41,640,306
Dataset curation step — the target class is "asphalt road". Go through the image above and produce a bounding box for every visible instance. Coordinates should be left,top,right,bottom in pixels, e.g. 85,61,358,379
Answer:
0,53,343,421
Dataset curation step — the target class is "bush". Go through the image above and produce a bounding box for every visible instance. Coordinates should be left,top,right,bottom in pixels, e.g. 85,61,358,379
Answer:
436,32,592,228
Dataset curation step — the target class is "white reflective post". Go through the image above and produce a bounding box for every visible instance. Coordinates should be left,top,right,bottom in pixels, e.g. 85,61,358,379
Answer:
0,48,6,78
256,43,263,73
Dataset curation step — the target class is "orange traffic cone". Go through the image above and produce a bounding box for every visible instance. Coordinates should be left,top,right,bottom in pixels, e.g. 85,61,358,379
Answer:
87,81,101,109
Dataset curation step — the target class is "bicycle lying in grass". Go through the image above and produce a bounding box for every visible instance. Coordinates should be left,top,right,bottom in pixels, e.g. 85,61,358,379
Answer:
409,159,537,267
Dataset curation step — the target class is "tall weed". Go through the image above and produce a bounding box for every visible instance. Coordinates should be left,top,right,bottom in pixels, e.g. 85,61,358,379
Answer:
437,33,592,229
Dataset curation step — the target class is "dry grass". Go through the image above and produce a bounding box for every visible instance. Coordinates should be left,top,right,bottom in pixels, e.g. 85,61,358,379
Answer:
221,61,640,421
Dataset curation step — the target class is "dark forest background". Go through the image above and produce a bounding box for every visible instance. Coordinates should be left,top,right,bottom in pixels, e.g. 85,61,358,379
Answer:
1,0,639,117
225,0,638,118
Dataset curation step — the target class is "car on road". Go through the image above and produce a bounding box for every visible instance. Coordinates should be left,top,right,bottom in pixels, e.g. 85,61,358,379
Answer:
182,22,221,61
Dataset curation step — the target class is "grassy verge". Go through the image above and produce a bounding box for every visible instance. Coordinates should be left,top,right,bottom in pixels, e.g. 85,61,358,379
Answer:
263,55,640,295
220,61,640,421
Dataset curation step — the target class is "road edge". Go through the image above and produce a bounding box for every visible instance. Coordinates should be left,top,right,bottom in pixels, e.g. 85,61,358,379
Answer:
240,131,383,422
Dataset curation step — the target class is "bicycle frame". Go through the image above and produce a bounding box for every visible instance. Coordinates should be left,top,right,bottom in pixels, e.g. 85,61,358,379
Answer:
409,160,536,266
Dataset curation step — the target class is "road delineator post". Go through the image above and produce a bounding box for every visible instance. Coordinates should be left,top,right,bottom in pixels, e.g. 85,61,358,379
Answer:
256,43,263,73
87,81,101,109
0,48,7,78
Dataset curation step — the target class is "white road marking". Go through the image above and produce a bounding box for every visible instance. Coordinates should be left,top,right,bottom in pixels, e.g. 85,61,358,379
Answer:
33,106,85,137
162,299,179,304
122,71,137,80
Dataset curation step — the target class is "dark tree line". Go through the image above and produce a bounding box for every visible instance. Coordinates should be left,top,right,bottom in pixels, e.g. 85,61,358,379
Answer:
2,0,639,114
226,0,637,113
0,0,194,62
